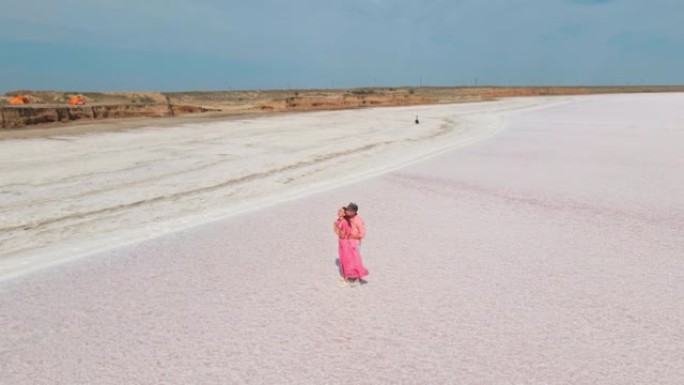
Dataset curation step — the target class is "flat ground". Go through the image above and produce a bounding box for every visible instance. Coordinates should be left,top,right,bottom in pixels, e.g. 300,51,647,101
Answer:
2,94,683,384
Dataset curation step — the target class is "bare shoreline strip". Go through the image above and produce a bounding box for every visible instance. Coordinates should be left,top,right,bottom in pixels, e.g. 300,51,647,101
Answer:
4,85,684,139
0,110,269,140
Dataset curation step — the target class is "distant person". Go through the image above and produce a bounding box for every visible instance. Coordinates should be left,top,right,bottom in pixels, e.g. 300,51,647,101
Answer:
415,115,419,124
333,203,368,287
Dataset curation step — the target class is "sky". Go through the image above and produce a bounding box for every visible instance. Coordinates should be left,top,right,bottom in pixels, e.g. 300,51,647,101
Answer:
0,0,683,92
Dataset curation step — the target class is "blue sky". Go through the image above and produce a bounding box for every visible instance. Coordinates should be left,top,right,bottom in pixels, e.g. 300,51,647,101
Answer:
1,0,682,92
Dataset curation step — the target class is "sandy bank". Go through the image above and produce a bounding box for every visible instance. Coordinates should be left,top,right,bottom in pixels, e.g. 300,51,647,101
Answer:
0,104,215,129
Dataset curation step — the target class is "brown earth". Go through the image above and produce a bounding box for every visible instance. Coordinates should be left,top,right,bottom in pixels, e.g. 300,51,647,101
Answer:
2,86,683,130
0,104,213,129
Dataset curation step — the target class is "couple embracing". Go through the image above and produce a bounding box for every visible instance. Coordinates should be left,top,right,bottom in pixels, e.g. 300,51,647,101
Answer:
333,202,369,287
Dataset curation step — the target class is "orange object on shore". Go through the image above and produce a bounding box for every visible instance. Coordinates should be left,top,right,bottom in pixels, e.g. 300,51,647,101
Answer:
9,95,29,105
69,96,86,105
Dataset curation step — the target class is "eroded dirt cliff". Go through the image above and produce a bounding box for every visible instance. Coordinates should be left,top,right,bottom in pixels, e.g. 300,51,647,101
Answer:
1,105,211,129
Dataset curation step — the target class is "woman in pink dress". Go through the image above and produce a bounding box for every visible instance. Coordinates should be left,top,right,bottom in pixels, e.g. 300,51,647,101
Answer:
334,208,368,287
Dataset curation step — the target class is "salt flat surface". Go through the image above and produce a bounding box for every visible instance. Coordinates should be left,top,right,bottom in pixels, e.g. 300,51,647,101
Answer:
0,97,563,279
1,93,683,384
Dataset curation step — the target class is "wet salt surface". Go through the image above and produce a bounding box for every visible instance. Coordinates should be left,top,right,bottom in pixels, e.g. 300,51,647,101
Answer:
2,93,684,384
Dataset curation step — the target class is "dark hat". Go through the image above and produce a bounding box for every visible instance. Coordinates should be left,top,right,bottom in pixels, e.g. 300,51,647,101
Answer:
344,202,359,212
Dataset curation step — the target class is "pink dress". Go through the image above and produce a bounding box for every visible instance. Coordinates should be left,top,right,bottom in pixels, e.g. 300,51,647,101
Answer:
336,219,369,279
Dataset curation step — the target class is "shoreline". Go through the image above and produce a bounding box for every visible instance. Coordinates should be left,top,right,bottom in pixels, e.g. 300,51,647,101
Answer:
0,110,275,140
4,85,684,138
